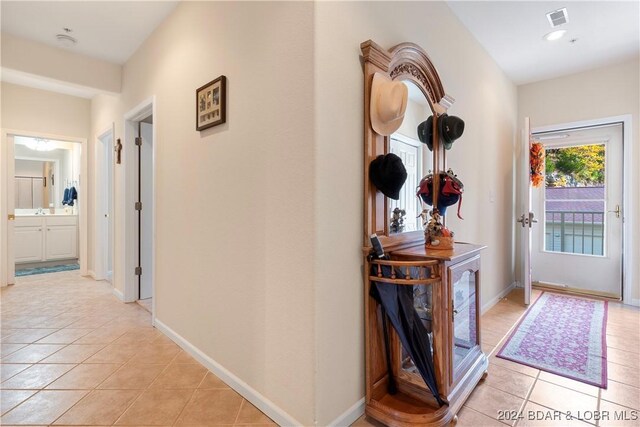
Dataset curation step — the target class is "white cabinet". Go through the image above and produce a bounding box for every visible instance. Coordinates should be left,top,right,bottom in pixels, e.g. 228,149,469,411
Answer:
15,217,44,263
15,216,78,263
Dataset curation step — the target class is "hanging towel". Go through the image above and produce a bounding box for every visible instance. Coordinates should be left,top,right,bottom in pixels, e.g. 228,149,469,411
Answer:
67,186,78,206
62,188,70,205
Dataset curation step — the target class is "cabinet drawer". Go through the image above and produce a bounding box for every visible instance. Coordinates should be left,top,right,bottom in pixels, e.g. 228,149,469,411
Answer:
46,216,78,227
15,217,43,227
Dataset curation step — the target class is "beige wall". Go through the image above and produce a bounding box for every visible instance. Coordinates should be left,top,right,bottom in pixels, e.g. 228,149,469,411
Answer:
517,57,640,301
314,2,518,423
1,82,93,270
2,82,91,138
91,2,316,424
2,32,121,94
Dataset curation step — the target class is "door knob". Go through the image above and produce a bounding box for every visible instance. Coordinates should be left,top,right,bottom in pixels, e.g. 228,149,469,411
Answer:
517,214,528,227
8,214,15,221
608,205,621,219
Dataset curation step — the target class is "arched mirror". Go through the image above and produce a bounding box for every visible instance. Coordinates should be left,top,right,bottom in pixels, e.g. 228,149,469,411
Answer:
361,40,453,247
388,80,433,234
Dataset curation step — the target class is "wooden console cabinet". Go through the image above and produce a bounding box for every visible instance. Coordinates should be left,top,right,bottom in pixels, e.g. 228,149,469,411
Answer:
361,39,487,426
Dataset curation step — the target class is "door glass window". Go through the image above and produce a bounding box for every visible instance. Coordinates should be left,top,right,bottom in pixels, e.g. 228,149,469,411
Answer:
544,144,605,256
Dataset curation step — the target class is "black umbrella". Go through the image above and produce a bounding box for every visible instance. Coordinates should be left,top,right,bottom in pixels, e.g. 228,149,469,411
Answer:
370,265,445,407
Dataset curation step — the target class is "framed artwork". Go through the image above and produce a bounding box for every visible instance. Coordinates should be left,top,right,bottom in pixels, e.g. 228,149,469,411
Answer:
196,75,227,131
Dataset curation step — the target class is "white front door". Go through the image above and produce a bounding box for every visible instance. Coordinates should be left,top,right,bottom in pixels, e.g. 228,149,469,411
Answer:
531,124,623,297
390,135,421,232
517,118,534,305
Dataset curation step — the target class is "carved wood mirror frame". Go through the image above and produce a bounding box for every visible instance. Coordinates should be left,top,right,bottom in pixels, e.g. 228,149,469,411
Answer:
361,40,454,251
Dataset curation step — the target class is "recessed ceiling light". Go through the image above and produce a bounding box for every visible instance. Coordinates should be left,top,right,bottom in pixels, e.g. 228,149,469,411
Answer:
543,30,567,41
56,34,77,47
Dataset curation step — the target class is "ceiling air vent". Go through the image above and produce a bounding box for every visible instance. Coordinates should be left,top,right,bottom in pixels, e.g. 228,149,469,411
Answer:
546,8,569,27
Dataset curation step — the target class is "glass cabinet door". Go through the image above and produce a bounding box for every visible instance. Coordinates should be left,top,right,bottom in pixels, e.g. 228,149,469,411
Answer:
450,257,480,381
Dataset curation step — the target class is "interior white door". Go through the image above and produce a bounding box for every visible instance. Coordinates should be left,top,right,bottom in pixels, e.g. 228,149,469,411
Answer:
106,136,114,282
139,121,153,300
518,118,534,305
531,124,623,296
7,135,16,284
390,135,421,232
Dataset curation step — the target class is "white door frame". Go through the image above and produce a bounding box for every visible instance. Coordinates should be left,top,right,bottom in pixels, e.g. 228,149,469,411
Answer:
121,97,156,322
1,129,88,286
94,124,115,282
532,114,635,306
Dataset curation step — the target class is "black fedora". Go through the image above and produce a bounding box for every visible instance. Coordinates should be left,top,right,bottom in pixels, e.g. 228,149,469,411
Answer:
417,114,465,151
417,116,434,151
438,114,465,150
369,153,407,200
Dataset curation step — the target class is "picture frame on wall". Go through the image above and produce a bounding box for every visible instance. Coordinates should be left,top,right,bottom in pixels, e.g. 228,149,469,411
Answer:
196,75,227,131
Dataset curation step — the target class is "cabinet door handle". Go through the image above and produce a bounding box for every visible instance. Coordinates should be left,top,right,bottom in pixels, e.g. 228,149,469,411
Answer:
47,228,51,231
38,228,42,231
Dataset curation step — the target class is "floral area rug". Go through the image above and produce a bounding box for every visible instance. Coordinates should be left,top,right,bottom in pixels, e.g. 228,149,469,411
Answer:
497,292,608,388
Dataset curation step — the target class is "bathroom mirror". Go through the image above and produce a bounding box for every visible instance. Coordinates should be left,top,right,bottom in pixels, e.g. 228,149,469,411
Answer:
15,159,55,209
14,137,81,211
388,80,434,234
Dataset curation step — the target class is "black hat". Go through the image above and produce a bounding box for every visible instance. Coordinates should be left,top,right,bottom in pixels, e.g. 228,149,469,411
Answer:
417,116,434,151
439,114,465,150
369,153,407,200
417,114,465,151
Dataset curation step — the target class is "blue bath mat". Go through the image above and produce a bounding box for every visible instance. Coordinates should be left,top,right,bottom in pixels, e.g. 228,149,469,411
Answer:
16,263,80,277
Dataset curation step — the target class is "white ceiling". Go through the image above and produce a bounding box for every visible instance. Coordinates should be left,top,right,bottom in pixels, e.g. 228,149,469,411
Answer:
1,1,179,65
447,1,640,85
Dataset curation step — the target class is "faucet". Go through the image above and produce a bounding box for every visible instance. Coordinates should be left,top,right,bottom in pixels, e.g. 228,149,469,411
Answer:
36,208,45,215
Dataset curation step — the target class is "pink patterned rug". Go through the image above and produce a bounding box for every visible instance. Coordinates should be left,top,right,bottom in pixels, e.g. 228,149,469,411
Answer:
496,292,608,388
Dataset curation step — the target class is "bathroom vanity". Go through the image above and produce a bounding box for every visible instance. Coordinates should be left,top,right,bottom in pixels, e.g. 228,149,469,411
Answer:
14,214,78,264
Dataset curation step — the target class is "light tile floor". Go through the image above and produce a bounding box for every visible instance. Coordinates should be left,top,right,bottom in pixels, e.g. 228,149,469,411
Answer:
354,289,640,427
1,271,276,426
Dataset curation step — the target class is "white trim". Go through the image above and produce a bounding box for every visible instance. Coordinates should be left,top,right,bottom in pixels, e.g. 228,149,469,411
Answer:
122,97,157,326
481,282,517,314
87,270,97,280
326,398,365,427
154,318,303,427
532,115,634,305
112,287,124,301
1,129,88,286
631,299,640,307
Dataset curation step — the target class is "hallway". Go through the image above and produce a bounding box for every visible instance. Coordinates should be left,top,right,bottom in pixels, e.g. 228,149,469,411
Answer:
0,271,275,426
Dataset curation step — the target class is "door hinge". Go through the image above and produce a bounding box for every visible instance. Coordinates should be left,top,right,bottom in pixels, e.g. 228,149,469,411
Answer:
135,266,142,276
135,202,142,211
135,137,143,146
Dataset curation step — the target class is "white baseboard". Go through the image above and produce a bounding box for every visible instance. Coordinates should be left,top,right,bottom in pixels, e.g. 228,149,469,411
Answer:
112,287,124,301
481,282,517,314
154,318,302,427
327,397,364,427
630,298,640,307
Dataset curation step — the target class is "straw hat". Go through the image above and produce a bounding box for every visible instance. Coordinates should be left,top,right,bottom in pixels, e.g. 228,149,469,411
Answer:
370,73,408,136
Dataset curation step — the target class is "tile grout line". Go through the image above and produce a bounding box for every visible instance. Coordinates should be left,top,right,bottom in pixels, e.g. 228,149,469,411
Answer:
514,370,540,427
234,398,245,425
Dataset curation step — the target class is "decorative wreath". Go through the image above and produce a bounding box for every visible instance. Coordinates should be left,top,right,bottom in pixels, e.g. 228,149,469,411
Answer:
530,141,545,188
